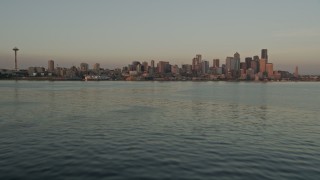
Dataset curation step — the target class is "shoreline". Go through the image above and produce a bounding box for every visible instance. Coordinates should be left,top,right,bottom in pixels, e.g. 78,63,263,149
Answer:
0,77,318,82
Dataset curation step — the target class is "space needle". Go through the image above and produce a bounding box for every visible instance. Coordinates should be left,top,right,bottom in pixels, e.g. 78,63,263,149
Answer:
13,47,19,71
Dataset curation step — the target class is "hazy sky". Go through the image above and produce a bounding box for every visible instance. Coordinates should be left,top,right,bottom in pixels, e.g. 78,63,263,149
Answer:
1,0,320,74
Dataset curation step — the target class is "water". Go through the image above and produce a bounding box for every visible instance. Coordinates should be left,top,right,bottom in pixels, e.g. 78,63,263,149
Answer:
0,81,319,180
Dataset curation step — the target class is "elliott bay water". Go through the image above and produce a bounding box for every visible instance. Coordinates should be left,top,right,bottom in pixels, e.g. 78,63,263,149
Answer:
0,81,319,180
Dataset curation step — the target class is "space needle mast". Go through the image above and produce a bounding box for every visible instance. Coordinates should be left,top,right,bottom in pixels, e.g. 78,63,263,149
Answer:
13,47,19,71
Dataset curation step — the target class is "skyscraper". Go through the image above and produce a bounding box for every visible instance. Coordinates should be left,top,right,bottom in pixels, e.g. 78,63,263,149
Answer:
150,60,155,74
240,62,247,71
261,49,268,63
196,54,202,62
93,63,100,75
245,57,252,69
192,54,202,73
142,61,148,72
48,60,54,72
225,57,233,72
233,52,240,71
251,60,258,74
294,66,299,78
201,60,209,74
266,63,273,77
259,59,267,74
157,61,169,74
213,59,219,68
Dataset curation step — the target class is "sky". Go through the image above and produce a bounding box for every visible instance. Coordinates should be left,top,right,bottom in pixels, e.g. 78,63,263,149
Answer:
0,0,320,74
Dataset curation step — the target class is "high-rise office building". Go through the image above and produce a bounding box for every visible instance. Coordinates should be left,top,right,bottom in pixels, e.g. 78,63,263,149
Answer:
157,61,169,74
251,60,258,74
259,59,267,74
201,61,209,74
213,59,220,68
93,63,100,75
142,61,148,72
245,57,252,69
150,60,155,74
234,52,240,59
240,62,247,71
266,63,273,77
196,54,202,62
48,60,54,72
192,58,196,71
192,54,202,73
181,64,192,74
225,57,233,72
261,49,268,63
233,52,240,71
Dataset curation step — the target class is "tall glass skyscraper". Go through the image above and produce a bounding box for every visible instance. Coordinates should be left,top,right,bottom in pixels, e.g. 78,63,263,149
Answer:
261,49,268,63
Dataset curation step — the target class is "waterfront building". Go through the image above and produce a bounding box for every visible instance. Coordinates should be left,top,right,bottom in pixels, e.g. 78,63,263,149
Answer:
259,59,267,78
225,57,233,73
66,66,79,78
157,61,169,74
261,49,268,63
48,60,54,72
128,64,133,71
149,60,155,75
164,63,171,73
266,63,274,78
192,58,196,71
171,65,179,75
142,61,148,72
80,63,89,72
192,54,202,73
294,66,299,78
259,59,266,73
181,64,192,74
216,67,223,75
130,61,140,71
59,68,67,77
274,71,282,80
28,67,37,76
28,67,45,76
136,64,142,73
232,52,240,71
196,54,202,62
213,59,219,68
251,60,259,73
201,61,209,74
246,68,255,80
245,57,252,69
240,69,246,80
93,63,100,75
240,62,247,72
221,64,226,75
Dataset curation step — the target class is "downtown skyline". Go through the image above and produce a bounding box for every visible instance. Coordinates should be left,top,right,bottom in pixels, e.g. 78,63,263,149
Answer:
1,0,320,74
